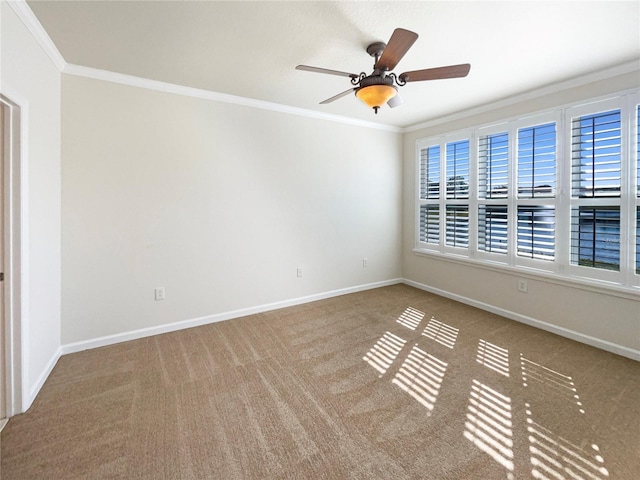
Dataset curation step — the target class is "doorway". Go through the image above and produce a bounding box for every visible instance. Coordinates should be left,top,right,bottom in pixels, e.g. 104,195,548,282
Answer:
0,92,24,425
0,97,5,429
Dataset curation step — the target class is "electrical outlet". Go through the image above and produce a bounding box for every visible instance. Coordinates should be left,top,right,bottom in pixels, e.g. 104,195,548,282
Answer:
155,287,165,301
363,258,368,267
517,279,528,293
297,267,303,278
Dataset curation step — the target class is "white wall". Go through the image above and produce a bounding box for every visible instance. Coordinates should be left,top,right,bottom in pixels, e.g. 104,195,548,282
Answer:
1,3,62,408
402,71,640,357
61,75,402,345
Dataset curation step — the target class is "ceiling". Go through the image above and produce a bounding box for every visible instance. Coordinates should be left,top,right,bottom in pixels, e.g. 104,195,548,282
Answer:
26,1,640,129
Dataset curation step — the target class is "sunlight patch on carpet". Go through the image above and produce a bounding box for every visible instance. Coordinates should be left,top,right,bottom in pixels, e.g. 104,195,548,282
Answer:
392,345,447,413
476,339,510,377
520,356,585,414
421,317,459,349
363,331,406,376
524,403,609,480
464,379,514,473
397,307,425,331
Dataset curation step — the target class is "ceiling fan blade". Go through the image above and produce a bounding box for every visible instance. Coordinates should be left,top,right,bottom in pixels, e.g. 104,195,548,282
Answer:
296,65,358,79
387,94,404,109
320,88,356,104
399,63,471,83
374,28,418,71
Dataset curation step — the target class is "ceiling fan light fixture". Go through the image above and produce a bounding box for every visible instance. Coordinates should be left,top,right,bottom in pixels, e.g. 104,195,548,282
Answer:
355,84,397,114
297,27,471,114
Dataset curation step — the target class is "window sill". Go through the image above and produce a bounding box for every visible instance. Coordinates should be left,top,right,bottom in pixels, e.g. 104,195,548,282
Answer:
412,248,640,301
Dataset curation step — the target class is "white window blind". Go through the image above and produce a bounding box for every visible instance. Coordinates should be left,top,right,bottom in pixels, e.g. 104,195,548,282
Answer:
517,206,555,260
516,122,557,261
569,108,622,273
636,105,640,275
636,207,640,274
479,132,508,199
414,90,638,290
446,205,469,247
571,206,620,271
419,205,439,244
420,145,440,200
478,206,508,254
637,105,639,196
517,123,556,198
446,140,470,199
571,110,621,198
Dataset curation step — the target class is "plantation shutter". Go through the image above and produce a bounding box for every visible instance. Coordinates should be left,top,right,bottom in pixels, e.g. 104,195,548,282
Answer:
420,145,440,200
571,110,621,198
517,123,556,197
479,132,508,199
419,205,439,244
636,207,640,274
446,205,469,247
446,140,470,199
571,207,620,271
517,206,555,260
478,206,508,254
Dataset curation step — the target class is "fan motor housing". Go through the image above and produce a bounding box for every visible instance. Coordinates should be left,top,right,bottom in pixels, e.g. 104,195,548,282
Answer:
358,74,395,88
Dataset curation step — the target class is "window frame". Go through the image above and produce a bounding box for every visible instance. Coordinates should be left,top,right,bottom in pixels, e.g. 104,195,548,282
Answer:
564,97,631,284
416,130,474,257
414,90,640,293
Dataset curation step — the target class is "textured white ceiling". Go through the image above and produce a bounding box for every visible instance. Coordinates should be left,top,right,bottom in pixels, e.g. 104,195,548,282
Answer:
27,1,640,128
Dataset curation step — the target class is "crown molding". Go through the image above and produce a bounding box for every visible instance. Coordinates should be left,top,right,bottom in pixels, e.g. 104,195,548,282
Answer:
12,0,635,135
403,59,640,133
62,64,402,133
6,0,66,71
8,0,400,132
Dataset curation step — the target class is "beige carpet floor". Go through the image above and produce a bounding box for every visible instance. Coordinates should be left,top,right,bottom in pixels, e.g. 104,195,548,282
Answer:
1,284,639,479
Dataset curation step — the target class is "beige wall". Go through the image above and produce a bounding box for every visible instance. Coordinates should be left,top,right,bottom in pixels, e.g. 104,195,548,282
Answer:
61,75,403,344
1,3,62,407
402,71,640,356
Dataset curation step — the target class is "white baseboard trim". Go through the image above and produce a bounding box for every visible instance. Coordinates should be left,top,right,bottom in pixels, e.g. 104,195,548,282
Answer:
402,279,640,361
61,278,404,355
25,347,62,412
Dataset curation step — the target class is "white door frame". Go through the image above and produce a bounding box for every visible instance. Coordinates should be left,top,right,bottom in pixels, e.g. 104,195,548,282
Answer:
1,91,27,418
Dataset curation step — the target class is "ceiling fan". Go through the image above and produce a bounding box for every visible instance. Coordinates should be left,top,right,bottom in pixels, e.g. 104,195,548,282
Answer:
296,28,470,114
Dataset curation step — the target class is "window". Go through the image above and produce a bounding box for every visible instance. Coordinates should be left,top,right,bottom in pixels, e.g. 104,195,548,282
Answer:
478,206,508,254
419,205,439,244
478,132,509,255
570,108,622,272
446,140,470,249
479,132,508,199
418,146,440,246
636,104,639,195
417,134,471,255
446,206,469,247
517,206,555,260
517,122,557,261
518,123,556,198
446,140,470,199
636,105,640,274
636,207,640,274
571,110,621,198
415,91,640,290
571,206,620,271
420,145,440,200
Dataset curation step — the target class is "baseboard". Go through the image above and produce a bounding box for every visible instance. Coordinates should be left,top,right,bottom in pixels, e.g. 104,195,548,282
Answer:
25,347,62,412
402,279,640,361
27,277,637,412
61,278,404,355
